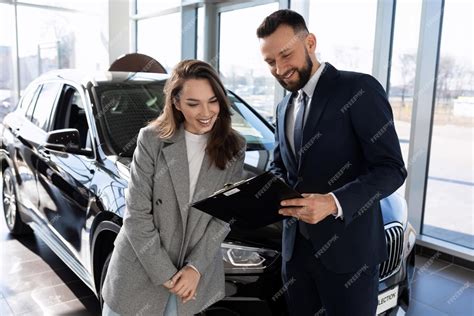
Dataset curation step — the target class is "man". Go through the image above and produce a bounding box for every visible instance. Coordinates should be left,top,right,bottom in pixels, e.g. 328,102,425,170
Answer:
257,10,407,316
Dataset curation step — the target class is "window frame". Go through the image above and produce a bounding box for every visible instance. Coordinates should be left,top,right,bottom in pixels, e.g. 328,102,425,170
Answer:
48,82,96,160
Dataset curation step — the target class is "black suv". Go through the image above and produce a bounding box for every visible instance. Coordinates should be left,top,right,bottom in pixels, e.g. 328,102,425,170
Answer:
0,70,416,315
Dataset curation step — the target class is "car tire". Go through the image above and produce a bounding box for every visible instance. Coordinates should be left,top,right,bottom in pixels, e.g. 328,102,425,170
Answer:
2,167,31,235
99,252,112,309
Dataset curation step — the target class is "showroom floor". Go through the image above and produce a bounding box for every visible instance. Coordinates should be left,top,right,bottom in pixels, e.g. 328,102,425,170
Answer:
0,212,472,315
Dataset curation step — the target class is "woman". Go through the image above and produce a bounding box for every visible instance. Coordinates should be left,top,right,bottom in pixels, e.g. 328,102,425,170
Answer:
101,60,246,315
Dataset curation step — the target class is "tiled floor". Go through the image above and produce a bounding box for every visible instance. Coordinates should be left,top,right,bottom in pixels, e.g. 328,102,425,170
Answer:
0,212,472,315
0,217,101,315
407,253,473,316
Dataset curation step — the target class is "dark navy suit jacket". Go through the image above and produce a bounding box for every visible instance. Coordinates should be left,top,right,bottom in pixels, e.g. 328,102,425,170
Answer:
271,63,407,273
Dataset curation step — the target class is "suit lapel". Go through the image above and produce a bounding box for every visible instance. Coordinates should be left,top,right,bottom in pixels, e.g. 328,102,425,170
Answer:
299,63,339,170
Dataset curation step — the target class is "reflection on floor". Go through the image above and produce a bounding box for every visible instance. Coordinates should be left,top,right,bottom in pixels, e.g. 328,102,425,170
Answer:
0,216,101,315
0,212,472,315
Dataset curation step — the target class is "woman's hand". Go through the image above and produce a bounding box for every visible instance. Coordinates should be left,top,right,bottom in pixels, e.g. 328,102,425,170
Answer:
169,266,200,303
162,279,174,289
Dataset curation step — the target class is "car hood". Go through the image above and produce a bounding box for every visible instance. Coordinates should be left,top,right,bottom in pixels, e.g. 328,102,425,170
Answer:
381,193,408,228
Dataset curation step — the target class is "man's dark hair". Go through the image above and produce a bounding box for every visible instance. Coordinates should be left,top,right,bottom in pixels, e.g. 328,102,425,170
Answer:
256,9,309,38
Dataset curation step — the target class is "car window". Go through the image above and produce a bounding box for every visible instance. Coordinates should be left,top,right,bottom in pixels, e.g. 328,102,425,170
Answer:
94,82,274,157
94,82,164,157
18,85,40,116
31,82,61,130
51,85,91,149
23,86,41,120
228,93,274,151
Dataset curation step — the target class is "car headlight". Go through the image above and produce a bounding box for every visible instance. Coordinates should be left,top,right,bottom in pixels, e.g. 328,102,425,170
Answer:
403,222,416,258
221,242,280,274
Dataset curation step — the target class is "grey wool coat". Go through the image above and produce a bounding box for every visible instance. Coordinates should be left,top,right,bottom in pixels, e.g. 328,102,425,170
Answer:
102,124,245,315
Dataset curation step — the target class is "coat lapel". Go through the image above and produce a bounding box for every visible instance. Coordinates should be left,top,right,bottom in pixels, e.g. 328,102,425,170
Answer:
299,63,339,170
162,126,190,222
191,152,222,203
162,125,224,225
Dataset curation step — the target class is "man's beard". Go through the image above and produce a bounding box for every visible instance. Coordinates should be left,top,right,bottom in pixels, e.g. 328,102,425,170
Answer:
277,49,313,92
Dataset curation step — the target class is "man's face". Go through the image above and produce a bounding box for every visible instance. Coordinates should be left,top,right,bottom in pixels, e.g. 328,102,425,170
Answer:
260,24,314,92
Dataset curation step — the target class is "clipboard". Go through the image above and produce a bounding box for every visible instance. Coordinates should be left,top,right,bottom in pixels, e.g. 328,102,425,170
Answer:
191,171,302,228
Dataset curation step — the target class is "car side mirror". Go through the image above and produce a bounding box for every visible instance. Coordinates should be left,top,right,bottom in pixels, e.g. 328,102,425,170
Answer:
44,128,93,156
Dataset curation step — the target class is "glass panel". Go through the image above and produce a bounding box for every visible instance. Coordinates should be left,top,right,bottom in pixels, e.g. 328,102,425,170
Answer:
15,0,105,12
137,0,180,14
16,5,108,91
94,82,165,157
137,13,181,72
228,93,274,151
423,0,474,249
0,3,15,120
196,6,204,61
219,2,279,123
309,0,377,74
31,82,61,130
389,0,423,195
18,84,40,115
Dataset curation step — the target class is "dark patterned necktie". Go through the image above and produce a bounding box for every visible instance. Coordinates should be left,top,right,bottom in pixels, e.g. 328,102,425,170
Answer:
294,91,310,239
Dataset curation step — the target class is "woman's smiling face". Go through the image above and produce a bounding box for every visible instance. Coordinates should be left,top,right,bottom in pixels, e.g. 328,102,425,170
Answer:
175,78,220,135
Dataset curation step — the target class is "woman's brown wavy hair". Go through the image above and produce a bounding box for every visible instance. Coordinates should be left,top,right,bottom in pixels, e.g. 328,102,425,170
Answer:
149,59,245,170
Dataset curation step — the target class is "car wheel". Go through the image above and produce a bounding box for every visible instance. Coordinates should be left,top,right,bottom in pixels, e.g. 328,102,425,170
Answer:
2,167,31,235
99,252,112,309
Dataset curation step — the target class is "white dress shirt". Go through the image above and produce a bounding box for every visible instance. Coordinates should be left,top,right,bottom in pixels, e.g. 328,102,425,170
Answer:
285,62,343,219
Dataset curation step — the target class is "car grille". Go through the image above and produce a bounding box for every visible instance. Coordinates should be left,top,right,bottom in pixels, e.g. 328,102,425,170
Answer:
379,223,404,280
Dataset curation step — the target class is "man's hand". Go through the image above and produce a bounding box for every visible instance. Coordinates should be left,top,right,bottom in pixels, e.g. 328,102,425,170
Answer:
169,266,200,303
278,193,337,224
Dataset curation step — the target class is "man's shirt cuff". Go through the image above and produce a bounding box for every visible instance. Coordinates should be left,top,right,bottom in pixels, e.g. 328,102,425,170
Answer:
329,192,343,219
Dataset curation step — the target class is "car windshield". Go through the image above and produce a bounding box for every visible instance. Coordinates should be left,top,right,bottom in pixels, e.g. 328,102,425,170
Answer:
94,82,274,157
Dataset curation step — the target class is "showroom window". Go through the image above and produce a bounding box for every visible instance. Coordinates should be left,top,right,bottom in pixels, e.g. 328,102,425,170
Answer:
219,2,280,122
423,0,473,249
0,3,15,119
308,0,377,74
136,0,181,15
12,0,97,11
137,12,181,72
16,4,108,91
388,0,423,195
196,6,205,61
